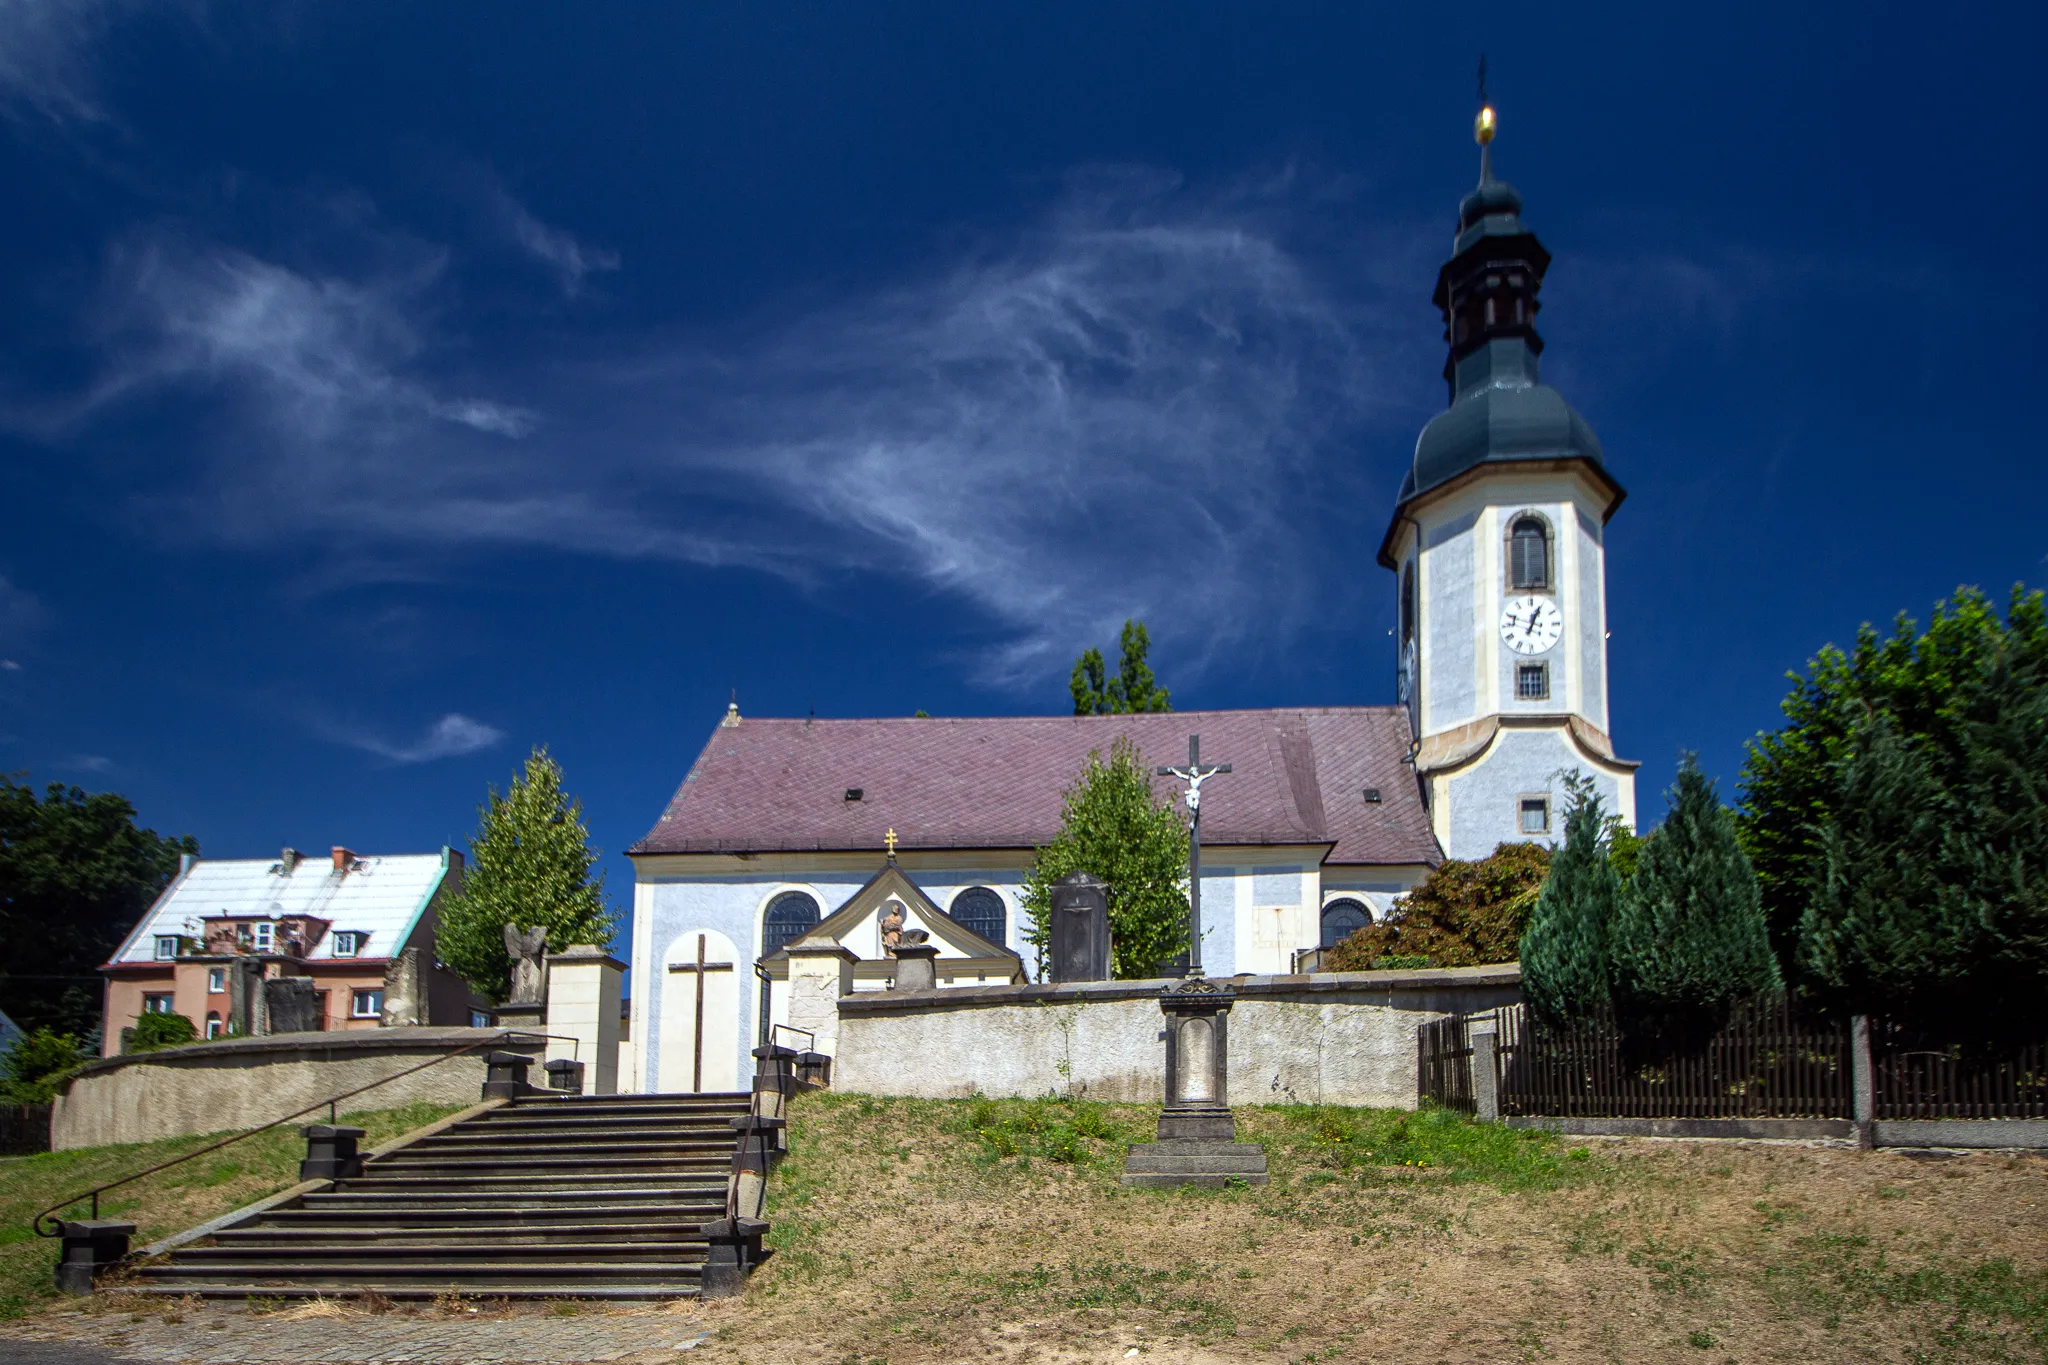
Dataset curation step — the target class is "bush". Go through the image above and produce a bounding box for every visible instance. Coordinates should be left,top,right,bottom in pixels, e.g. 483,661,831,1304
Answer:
1519,778,1623,1025
1323,843,1550,970
128,1011,199,1053
0,1027,85,1101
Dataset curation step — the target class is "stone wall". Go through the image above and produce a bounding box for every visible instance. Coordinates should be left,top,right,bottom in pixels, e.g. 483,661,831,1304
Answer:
833,965,1520,1109
50,1027,544,1150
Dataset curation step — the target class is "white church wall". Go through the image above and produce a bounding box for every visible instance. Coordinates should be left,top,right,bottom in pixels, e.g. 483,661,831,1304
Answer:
1576,514,1608,731
1421,514,1479,733
1440,726,1632,860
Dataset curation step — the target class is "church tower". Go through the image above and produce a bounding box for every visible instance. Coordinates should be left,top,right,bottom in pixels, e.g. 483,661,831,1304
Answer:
1379,101,1638,857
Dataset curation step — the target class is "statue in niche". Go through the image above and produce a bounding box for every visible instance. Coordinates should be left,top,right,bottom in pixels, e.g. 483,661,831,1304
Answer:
879,899,907,953
503,923,549,1005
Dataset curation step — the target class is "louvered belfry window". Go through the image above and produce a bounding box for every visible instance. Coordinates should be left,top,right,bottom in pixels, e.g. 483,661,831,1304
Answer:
1510,516,1549,589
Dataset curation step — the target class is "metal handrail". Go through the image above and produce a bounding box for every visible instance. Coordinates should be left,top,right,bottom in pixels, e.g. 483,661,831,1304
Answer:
30,1029,551,1237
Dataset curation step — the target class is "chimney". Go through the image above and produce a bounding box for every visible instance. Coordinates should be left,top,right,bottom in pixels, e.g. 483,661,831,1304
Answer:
331,846,356,874
280,847,301,874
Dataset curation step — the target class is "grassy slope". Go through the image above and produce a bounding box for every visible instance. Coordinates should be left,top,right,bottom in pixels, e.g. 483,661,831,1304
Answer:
706,1094,2048,1365
0,1102,461,1318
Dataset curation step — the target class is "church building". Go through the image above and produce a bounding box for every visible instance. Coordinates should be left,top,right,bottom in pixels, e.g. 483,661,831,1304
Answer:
626,108,1636,1094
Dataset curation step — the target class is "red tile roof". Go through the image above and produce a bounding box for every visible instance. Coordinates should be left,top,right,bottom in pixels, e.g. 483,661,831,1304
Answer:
630,708,1440,867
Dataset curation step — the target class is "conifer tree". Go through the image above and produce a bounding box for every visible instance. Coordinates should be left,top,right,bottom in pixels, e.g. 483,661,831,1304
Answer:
1518,776,1621,1025
1610,755,1779,1035
1070,620,1172,715
437,747,619,1003
1021,737,1189,979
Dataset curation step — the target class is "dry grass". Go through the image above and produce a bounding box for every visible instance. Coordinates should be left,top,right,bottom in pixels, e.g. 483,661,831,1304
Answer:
0,1101,462,1319
697,1093,2048,1365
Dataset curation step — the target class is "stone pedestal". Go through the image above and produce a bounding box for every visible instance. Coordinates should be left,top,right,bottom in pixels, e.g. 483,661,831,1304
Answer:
299,1124,365,1181
890,943,940,992
55,1220,133,1295
784,938,858,1064
545,944,625,1095
482,1050,537,1099
1121,977,1268,1188
544,1058,586,1094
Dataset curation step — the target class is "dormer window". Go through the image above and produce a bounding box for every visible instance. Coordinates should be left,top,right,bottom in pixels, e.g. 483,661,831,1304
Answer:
331,931,364,958
1509,515,1550,590
154,935,179,961
253,921,274,952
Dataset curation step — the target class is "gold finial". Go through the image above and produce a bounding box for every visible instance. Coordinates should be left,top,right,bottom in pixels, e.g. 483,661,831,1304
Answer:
884,828,898,859
1474,105,1497,145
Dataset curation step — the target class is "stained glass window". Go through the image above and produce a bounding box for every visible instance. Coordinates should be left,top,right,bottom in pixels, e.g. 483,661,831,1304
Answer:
949,887,1006,946
763,891,822,956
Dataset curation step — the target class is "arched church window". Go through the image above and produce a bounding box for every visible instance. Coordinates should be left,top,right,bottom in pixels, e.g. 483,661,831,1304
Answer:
1509,516,1550,590
949,887,1006,946
1400,562,1416,643
762,891,821,956
1320,897,1372,949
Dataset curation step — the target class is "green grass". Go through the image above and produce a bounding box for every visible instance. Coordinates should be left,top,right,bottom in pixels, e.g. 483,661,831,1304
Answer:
1765,1233,2048,1363
1256,1101,1597,1192
948,1095,1133,1169
0,1100,462,1320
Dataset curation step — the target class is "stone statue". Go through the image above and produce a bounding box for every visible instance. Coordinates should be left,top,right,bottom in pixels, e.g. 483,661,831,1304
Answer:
503,923,549,1005
878,899,906,953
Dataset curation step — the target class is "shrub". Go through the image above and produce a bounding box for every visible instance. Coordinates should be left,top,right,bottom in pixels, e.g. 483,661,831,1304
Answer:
0,1027,85,1101
129,1011,199,1053
1519,778,1622,1025
1323,843,1550,970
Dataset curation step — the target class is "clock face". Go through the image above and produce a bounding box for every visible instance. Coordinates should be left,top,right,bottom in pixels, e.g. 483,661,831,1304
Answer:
1500,596,1563,655
1396,639,1417,703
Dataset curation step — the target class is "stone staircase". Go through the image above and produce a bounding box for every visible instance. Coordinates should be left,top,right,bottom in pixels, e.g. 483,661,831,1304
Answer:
131,1091,754,1300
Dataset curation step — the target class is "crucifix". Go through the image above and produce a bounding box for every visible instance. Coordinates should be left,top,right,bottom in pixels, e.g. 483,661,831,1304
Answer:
667,933,735,1092
1157,733,1231,977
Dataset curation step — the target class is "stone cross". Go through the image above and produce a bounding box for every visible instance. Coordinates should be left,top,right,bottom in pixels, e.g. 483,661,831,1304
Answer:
1157,734,1231,977
503,924,549,1006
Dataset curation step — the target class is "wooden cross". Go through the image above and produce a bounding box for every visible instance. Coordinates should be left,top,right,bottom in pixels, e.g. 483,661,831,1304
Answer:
884,827,899,859
1157,733,1231,978
667,933,735,1092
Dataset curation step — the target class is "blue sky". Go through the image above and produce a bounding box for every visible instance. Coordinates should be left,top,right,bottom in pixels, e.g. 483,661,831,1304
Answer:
0,3,2041,945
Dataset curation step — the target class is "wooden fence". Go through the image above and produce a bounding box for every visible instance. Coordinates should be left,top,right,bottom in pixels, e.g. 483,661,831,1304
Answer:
0,1103,52,1155
1420,1001,2048,1122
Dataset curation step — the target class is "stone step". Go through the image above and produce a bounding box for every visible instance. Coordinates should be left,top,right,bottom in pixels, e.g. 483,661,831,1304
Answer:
369,1155,733,1173
172,1243,707,1264
465,1114,749,1131
140,1261,706,1283
1118,1171,1271,1189
301,1188,721,1208
215,1223,712,1244
256,1205,721,1226
385,1141,736,1160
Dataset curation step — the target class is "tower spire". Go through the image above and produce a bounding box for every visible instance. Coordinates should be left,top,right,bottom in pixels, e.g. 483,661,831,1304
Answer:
1475,54,1497,184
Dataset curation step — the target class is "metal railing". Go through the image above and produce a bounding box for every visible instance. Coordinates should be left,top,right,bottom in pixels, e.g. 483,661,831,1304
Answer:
30,1029,554,1237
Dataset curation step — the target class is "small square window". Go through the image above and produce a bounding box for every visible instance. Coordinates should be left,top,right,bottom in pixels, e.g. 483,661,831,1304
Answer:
1519,797,1551,835
1516,663,1550,701
207,967,225,993
351,989,384,1019
154,935,179,961
470,1009,492,1028
253,922,275,951
142,993,174,1015
331,931,361,958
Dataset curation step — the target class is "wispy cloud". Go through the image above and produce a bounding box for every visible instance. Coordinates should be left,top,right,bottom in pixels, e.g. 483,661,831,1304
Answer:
38,169,1441,686
56,753,115,774
488,184,621,296
330,712,505,765
0,0,128,122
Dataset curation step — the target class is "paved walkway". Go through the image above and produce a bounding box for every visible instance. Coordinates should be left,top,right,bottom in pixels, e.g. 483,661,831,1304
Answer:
0,1304,712,1365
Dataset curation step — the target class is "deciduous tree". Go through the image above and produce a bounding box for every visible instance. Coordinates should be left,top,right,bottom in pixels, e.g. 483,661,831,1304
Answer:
437,747,618,1003
1021,737,1189,979
1323,843,1550,970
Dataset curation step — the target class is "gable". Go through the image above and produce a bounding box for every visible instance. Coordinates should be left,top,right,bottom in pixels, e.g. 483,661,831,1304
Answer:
772,862,1018,963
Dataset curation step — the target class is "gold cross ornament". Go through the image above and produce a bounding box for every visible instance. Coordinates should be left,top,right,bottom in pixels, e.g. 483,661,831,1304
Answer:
884,828,899,858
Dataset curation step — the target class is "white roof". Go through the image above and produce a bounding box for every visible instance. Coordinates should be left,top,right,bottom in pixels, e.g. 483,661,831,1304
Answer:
110,850,456,966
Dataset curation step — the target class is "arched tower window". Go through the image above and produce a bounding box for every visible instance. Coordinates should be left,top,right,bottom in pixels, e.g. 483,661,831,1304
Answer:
1509,515,1550,590
948,887,1006,946
1320,897,1372,949
762,891,821,956
1400,562,1417,643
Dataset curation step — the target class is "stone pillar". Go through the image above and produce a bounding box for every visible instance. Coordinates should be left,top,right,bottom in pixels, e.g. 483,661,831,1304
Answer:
1158,980,1236,1139
262,977,319,1035
544,945,625,1095
381,947,424,1028
784,938,858,1063
228,955,264,1036
544,1058,586,1095
1850,1014,1875,1150
55,1221,133,1295
890,942,940,992
1469,1017,1500,1122
482,1050,535,1099
1049,871,1110,982
299,1124,365,1181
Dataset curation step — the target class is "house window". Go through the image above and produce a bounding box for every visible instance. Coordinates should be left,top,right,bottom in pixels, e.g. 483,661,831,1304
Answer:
142,993,174,1014
1516,662,1550,700
350,989,383,1019
470,1009,492,1028
762,891,822,956
253,921,275,951
1320,898,1372,949
205,1012,223,1039
331,931,362,958
154,935,179,961
1509,515,1550,590
948,887,1006,945
207,967,225,993
1519,797,1551,835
